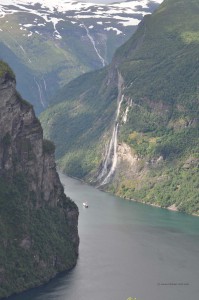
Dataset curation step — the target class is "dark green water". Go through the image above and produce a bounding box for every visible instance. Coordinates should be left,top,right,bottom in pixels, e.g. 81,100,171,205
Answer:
8,174,199,300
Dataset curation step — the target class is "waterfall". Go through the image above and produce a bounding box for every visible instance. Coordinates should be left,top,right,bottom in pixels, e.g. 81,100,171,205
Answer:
122,106,129,123
7,29,32,63
97,124,117,181
43,77,47,91
34,78,45,108
99,123,119,185
81,22,106,67
97,72,124,186
19,44,31,63
122,98,132,123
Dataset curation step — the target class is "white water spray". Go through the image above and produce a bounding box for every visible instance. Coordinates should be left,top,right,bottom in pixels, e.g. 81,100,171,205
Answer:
97,72,124,186
122,98,132,123
97,123,117,182
99,123,120,185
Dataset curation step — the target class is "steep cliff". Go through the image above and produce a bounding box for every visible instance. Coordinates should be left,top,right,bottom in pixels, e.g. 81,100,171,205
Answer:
0,61,79,299
41,0,199,215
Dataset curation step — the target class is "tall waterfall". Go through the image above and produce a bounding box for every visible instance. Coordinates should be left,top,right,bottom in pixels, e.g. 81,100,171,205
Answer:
122,98,132,124
97,72,124,186
7,29,32,64
43,77,47,91
34,78,45,108
81,23,106,67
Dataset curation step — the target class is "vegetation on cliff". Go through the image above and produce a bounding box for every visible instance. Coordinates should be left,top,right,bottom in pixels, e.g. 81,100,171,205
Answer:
40,0,199,215
0,66,79,299
0,61,15,80
40,67,118,178
0,175,77,298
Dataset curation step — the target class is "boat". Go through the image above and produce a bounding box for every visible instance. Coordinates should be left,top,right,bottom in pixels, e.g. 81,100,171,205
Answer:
83,202,88,208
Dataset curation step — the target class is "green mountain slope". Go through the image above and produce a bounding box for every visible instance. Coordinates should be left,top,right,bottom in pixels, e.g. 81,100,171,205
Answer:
0,14,89,113
40,67,119,178
41,0,199,215
0,0,156,113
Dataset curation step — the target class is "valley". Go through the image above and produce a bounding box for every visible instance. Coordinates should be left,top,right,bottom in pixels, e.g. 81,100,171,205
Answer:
0,0,162,112
0,0,199,298
41,0,199,215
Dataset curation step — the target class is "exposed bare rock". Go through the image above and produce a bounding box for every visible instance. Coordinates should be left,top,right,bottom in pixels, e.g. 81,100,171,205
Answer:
168,204,178,211
0,66,79,299
117,142,139,166
182,157,199,169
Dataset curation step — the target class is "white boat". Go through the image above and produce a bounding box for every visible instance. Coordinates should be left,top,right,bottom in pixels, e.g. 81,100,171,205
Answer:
83,202,88,208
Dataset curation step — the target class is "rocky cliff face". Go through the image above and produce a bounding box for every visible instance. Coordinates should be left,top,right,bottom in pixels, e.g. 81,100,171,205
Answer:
0,63,79,298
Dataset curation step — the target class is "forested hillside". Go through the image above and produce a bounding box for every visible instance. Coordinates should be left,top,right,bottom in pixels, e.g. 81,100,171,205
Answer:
41,0,199,215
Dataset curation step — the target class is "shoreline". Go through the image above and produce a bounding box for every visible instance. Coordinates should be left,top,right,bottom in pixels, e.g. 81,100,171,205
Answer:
118,196,199,217
58,171,199,217
122,197,179,212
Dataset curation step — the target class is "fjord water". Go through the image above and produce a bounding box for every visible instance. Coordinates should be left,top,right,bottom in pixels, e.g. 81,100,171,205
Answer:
9,174,199,300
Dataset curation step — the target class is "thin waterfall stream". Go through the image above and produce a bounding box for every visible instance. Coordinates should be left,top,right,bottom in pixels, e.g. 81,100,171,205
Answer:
97,72,124,185
34,78,45,108
81,22,106,67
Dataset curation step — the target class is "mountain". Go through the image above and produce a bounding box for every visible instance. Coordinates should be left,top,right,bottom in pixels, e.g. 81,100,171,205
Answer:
41,0,199,215
0,61,79,298
0,0,162,113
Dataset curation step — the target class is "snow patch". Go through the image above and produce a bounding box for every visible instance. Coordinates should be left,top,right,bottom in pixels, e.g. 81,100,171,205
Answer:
23,24,33,27
0,0,164,29
104,27,123,35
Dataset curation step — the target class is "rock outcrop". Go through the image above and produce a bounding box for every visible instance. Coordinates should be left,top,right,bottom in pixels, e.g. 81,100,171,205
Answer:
0,62,79,299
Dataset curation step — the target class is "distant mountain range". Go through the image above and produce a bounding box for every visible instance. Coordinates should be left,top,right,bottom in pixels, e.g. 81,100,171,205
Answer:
41,0,199,215
0,0,162,112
